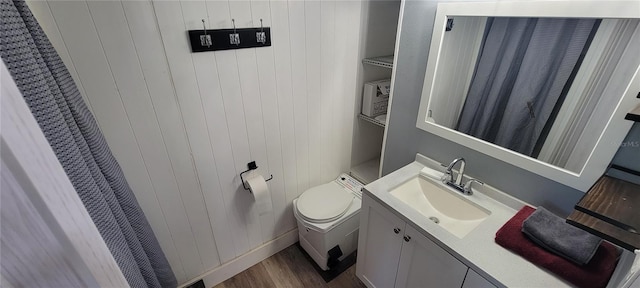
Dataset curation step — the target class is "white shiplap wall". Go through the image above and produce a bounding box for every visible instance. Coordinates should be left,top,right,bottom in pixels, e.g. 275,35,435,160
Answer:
27,0,362,284
430,16,485,128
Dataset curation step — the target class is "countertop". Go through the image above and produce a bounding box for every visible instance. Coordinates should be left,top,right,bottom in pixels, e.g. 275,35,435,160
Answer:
363,154,572,287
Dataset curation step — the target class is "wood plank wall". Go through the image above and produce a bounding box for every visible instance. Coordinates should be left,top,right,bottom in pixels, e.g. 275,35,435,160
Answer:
26,0,363,284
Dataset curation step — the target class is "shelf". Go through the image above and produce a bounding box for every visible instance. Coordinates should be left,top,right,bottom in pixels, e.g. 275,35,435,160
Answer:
358,114,386,128
350,157,380,185
567,175,640,251
362,55,394,69
567,210,640,252
625,103,640,122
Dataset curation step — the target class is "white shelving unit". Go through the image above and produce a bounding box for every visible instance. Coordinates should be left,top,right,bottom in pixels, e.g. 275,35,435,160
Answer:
349,0,401,185
351,56,393,184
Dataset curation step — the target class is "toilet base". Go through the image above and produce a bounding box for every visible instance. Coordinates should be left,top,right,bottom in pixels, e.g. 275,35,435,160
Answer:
296,209,360,271
295,242,358,282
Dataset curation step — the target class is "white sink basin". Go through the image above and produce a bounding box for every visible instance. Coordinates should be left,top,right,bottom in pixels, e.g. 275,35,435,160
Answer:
390,175,491,238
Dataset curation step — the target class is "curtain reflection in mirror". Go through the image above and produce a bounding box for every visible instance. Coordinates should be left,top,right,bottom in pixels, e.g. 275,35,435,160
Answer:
456,17,599,157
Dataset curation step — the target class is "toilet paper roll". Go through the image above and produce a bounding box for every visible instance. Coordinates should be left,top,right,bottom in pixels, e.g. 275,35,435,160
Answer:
246,174,273,215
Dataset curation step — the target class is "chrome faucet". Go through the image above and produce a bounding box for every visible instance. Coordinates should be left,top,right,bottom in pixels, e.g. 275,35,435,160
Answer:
443,157,484,195
442,157,470,194
444,157,466,187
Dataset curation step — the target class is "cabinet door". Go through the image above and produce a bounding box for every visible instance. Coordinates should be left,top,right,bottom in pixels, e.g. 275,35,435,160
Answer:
356,195,406,288
395,225,468,288
462,269,497,288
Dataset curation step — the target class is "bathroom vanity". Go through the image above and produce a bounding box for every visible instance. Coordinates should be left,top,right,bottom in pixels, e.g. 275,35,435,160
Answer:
357,195,493,288
356,154,586,288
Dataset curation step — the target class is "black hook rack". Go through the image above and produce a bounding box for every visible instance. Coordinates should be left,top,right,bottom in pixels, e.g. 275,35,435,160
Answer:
188,20,271,53
240,161,273,191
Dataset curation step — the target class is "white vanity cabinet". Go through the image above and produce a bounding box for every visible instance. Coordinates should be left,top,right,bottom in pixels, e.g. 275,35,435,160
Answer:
395,224,469,287
356,194,406,288
356,194,497,288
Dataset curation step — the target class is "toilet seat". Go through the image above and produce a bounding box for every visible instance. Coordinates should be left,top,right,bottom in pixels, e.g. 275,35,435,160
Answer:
296,182,355,223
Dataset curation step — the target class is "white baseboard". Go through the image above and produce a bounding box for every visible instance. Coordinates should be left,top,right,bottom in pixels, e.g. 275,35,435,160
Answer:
179,229,299,288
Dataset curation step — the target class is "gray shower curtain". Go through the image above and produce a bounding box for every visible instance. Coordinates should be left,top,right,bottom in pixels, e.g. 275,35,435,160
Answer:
456,17,597,157
0,0,176,287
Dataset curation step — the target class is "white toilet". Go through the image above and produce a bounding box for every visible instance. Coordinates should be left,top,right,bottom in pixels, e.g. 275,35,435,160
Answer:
293,173,363,271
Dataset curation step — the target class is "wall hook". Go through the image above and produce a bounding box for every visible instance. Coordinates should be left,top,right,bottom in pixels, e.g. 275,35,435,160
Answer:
200,19,212,47
239,161,273,191
230,19,240,45
256,19,266,44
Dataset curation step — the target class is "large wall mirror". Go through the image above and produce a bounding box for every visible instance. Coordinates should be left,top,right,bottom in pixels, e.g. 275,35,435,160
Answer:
416,1,640,191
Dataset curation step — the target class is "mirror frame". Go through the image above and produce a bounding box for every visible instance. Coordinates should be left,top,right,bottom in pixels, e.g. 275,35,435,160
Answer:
416,1,640,191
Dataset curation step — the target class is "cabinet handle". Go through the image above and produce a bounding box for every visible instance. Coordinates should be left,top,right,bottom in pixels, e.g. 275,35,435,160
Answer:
393,228,401,234
403,235,411,242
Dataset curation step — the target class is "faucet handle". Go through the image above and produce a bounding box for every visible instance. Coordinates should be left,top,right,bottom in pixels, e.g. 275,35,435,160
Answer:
463,179,484,195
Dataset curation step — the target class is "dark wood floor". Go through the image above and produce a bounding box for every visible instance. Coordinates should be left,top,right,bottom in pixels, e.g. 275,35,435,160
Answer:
214,245,366,288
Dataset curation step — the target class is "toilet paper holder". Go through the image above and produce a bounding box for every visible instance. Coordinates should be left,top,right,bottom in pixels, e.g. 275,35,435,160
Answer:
240,161,273,191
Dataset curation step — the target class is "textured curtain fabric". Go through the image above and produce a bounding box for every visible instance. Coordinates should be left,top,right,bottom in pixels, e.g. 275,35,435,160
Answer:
456,17,597,157
0,1,177,287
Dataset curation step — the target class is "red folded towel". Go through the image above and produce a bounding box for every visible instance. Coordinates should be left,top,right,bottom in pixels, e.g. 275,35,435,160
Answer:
495,206,619,288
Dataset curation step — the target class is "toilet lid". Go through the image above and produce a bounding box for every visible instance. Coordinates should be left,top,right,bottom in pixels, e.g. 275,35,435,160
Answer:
297,182,354,223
